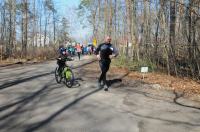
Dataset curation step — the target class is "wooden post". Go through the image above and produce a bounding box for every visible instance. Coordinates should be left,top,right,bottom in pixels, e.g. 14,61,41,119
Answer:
0,45,2,62
141,67,148,79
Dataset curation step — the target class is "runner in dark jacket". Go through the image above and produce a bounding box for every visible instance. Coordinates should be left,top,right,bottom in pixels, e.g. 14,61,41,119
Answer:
95,36,118,91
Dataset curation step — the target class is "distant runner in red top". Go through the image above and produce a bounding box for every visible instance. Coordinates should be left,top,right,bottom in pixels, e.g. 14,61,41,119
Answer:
76,43,82,60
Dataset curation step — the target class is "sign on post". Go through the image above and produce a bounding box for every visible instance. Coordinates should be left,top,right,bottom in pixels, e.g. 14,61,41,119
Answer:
93,39,97,47
141,67,148,79
128,42,132,47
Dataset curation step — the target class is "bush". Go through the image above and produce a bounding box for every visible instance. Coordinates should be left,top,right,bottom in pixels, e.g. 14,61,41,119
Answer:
113,55,157,72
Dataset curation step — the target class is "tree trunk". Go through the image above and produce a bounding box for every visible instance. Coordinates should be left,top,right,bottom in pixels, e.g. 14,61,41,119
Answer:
108,0,113,36
22,0,28,58
125,0,132,58
169,0,177,76
53,11,56,43
114,0,117,47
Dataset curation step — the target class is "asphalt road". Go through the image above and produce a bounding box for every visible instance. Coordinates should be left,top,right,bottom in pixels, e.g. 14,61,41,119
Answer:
0,56,200,132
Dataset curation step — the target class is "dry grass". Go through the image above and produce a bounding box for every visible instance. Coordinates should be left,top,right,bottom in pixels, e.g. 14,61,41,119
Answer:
0,47,57,66
110,66,200,97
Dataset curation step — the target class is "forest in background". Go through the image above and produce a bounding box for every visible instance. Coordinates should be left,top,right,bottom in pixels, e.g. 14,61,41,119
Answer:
78,0,200,79
0,0,71,61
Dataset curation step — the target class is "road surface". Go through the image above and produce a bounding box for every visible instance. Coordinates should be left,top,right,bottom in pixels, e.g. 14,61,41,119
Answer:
0,56,200,132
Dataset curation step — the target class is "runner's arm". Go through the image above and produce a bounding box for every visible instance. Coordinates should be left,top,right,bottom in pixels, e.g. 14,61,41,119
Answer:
111,45,119,57
95,44,102,55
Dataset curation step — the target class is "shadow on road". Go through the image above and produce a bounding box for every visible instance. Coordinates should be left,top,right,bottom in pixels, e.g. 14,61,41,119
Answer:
72,59,97,70
0,71,54,90
125,110,200,127
0,79,61,131
0,59,99,131
24,88,102,132
173,90,200,110
107,79,122,87
70,78,84,88
0,59,96,90
107,72,129,87
119,84,200,126
0,80,55,113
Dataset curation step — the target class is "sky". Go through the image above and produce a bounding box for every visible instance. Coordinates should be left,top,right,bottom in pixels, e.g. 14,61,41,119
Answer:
53,0,92,43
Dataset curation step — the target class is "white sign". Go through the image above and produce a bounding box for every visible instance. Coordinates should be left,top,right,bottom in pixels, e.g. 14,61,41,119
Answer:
141,67,148,73
128,43,132,47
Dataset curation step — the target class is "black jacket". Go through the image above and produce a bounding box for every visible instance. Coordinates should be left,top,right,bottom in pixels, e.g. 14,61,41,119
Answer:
95,43,118,60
